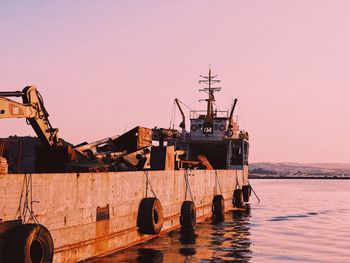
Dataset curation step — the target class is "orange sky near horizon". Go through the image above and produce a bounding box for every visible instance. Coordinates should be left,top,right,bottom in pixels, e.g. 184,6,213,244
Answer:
0,1,349,163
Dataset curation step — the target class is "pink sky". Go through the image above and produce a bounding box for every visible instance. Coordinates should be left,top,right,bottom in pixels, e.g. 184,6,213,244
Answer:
1,1,349,163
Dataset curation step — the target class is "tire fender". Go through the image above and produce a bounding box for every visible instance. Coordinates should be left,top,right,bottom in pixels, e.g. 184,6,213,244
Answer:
233,189,244,208
212,195,225,220
180,201,196,229
138,197,164,234
5,223,54,263
242,185,252,202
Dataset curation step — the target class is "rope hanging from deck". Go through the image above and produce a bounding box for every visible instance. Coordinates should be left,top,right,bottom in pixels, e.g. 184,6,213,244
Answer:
144,171,157,198
15,174,39,224
250,183,261,203
184,169,195,206
235,170,240,189
215,170,223,195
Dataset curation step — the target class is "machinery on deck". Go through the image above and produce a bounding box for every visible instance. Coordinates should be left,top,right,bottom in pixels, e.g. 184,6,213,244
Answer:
0,86,77,172
72,126,153,172
0,86,61,147
0,86,153,172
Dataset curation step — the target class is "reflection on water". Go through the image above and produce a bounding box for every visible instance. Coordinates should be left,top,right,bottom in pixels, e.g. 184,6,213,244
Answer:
87,180,350,262
198,207,252,262
226,208,252,262
89,208,252,263
135,248,163,263
179,229,197,258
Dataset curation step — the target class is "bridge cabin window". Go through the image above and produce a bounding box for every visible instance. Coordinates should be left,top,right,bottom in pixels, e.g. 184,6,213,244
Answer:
190,119,228,138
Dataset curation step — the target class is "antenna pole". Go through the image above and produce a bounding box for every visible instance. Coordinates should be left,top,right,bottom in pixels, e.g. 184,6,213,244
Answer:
199,69,221,122
198,69,221,135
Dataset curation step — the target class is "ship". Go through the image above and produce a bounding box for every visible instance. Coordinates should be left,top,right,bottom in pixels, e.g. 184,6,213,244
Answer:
0,70,251,262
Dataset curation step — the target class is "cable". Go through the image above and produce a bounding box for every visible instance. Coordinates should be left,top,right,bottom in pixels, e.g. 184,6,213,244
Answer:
145,171,157,198
177,99,194,111
184,170,195,207
250,183,261,203
215,170,223,195
173,105,177,129
169,100,176,129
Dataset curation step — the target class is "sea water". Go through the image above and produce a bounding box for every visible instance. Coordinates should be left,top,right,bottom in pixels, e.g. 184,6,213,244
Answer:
89,179,350,262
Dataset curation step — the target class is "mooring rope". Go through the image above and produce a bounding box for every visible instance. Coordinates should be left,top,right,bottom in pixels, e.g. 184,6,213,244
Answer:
250,183,261,203
235,170,240,189
214,170,223,195
184,169,195,206
16,174,39,224
145,171,157,198
15,175,26,220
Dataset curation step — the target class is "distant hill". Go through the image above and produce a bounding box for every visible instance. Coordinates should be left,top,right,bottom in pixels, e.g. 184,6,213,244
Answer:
250,162,350,176
302,163,350,170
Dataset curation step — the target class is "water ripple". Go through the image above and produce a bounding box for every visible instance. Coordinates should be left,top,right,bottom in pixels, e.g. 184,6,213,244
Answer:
88,179,350,262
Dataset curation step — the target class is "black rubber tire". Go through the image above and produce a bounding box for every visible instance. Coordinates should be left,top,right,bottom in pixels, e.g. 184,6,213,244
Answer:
5,223,54,263
242,185,252,202
212,195,225,219
233,189,244,208
180,201,196,229
138,197,164,235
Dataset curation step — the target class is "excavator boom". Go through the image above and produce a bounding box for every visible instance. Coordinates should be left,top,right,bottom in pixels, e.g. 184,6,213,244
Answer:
0,91,24,97
0,86,61,147
0,97,37,119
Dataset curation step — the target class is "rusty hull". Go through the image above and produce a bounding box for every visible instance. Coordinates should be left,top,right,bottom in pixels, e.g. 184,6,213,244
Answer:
0,168,249,262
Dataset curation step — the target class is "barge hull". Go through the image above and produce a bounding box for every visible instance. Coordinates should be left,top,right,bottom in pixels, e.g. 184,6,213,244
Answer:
0,168,248,262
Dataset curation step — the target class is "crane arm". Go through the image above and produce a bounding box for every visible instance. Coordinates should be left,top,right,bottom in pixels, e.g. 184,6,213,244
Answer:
0,86,61,147
228,98,238,129
174,98,186,140
0,97,37,119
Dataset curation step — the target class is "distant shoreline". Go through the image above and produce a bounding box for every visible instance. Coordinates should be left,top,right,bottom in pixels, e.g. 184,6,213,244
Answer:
249,174,350,180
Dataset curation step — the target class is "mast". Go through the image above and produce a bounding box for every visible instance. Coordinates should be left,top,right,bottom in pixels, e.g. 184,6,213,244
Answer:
199,69,221,121
199,69,221,134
